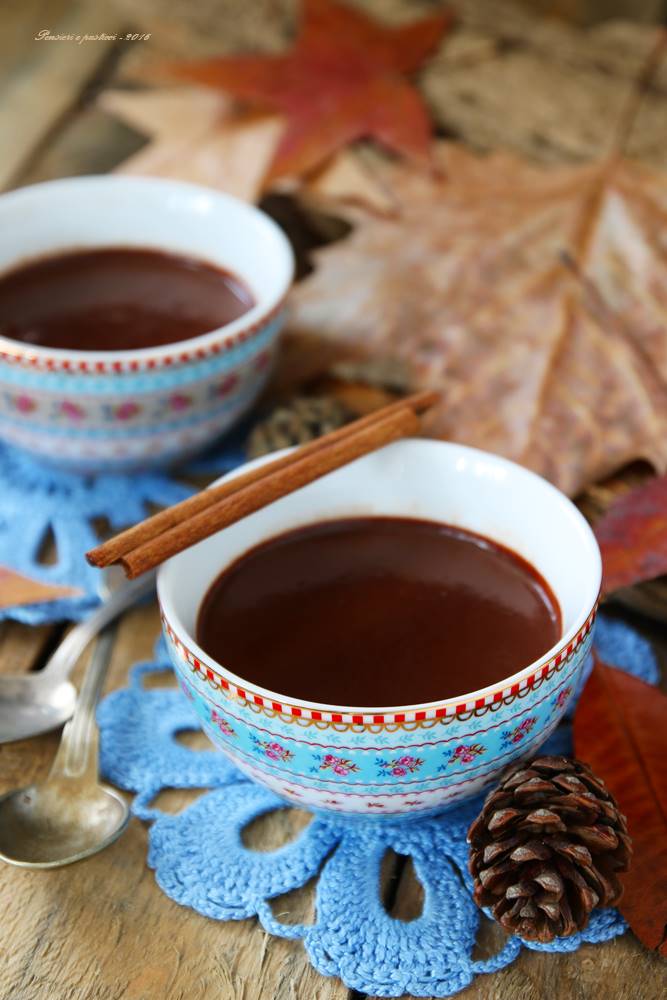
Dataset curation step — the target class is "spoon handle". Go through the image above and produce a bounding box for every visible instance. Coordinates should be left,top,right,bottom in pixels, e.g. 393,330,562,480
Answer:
48,625,117,782
41,572,156,683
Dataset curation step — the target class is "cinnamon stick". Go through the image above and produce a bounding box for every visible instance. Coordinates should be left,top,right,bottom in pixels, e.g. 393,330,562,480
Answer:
87,389,438,578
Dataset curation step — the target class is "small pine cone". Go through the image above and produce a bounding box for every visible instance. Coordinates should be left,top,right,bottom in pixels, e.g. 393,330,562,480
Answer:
329,357,414,393
468,756,632,943
247,396,352,458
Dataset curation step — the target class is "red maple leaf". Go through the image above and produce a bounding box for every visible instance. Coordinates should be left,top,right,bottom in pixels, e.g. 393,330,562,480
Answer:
594,474,667,594
168,0,452,181
574,659,667,955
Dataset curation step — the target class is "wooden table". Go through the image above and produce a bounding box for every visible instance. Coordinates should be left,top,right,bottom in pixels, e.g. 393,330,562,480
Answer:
2,2,667,997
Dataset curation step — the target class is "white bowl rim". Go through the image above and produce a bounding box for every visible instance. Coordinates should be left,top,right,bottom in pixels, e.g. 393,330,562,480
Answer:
0,175,294,365
157,439,602,715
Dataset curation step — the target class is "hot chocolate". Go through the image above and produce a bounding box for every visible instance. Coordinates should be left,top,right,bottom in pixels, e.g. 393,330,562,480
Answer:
196,517,561,706
0,247,254,352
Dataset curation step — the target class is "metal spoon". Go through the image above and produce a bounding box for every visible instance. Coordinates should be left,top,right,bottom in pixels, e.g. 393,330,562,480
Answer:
0,573,155,744
0,607,133,867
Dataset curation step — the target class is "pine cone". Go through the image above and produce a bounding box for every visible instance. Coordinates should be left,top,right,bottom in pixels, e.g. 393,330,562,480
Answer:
468,755,632,943
247,396,352,458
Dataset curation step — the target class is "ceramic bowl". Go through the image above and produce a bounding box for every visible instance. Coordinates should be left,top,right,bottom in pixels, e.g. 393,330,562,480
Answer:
158,439,601,817
0,176,294,470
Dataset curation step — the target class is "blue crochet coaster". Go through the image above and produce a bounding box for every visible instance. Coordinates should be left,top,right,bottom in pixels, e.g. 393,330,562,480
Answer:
0,433,246,624
98,615,658,998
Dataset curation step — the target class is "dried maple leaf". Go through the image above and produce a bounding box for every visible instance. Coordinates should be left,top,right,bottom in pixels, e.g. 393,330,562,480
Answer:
0,567,79,610
167,0,452,182
305,149,400,216
574,659,667,956
594,474,667,594
286,143,667,496
99,87,283,202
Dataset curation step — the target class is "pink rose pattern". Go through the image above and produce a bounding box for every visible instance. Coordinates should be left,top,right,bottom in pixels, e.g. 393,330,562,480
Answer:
445,743,486,766
60,400,85,420
6,376,242,424
179,680,194,701
501,716,537,748
14,394,36,413
169,393,192,411
376,755,424,778
211,709,236,738
0,334,258,433
114,401,141,420
216,374,239,397
251,734,293,763
553,686,573,711
171,687,554,786
318,753,360,776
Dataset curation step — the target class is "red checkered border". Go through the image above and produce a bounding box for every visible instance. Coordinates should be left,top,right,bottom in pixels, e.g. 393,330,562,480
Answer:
160,602,598,726
0,300,285,373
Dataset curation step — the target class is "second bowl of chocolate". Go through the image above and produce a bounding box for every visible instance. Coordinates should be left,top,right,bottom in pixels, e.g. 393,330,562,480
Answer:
158,439,601,817
0,176,293,469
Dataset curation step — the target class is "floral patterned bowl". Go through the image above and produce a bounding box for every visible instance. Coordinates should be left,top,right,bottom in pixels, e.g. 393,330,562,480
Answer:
158,439,601,817
0,176,293,470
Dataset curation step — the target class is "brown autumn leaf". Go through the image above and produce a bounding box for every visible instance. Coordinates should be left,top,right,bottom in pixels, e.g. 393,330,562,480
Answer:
285,143,667,497
594,474,667,594
167,0,453,182
100,84,398,211
0,567,79,610
305,148,400,216
573,659,667,956
99,87,284,202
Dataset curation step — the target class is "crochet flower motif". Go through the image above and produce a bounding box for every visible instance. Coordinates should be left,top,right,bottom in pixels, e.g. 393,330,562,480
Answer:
0,427,245,625
500,717,537,748
95,653,643,998
376,754,424,778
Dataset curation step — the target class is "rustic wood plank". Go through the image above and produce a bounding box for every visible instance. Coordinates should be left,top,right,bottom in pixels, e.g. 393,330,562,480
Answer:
0,0,72,74
0,601,350,1000
422,10,667,169
1,602,663,999
0,0,128,190
453,933,667,1000
384,837,667,1000
2,1,667,997
0,621,58,676
109,0,667,172
525,0,666,26
17,105,145,187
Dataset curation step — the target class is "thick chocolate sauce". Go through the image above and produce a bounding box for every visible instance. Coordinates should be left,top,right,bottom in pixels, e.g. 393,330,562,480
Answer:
0,247,254,351
196,517,561,706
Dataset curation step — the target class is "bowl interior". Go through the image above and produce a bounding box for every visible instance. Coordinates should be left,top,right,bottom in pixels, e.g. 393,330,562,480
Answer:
158,438,601,710
158,439,601,708
0,176,293,356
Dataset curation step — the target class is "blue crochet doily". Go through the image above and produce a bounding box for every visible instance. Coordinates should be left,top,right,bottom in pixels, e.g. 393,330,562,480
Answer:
0,433,246,624
98,615,658,999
